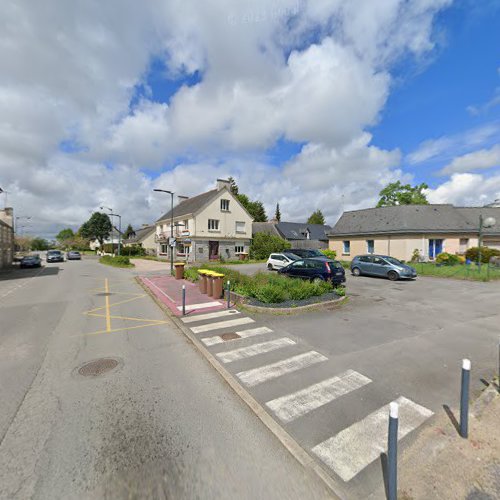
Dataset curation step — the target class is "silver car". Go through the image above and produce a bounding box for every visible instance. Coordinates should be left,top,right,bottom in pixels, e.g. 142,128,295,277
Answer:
350,255,417,281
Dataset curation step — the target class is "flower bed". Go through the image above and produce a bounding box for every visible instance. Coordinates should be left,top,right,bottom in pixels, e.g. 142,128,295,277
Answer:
184,264,344,304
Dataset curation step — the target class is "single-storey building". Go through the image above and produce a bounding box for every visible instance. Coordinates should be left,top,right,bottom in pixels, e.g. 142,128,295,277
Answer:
155,179,253,262
253,221,332,249
123,224,156,255
0,207,14,269
328,204,500,262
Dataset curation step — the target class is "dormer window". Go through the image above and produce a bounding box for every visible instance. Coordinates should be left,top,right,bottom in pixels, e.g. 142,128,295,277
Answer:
221,199,230,211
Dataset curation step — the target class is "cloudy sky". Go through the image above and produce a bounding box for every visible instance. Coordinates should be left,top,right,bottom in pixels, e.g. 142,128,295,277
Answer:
1,0,499,238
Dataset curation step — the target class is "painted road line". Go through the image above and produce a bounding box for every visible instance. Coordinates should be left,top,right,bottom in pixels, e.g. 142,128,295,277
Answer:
312,396,434,482
216,338,296,363
236,351,328,387
201,326,273,346
105,278,111,332
190,317,255,334
177,301,222,312
182,309,240,324
266,370,372,423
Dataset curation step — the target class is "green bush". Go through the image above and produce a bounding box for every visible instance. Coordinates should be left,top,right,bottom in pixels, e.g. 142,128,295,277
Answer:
99,255,134,268
121,244,146,256
102,243,118,254
321,249,337,260
253,283,288,303
435,252,461,266
465,246,500,263
250,232,291,260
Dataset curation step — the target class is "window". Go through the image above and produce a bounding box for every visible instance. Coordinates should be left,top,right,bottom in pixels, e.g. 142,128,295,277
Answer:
183,220,189,230
359,256,371,263
373,257,384,265
221,199,230,211
367,240,374,254
429,239,444,259
291,260,305,268
160,243,168,254
459,238,469,253
235,245,245,253
208,219,220,231
235,221,245,233
343,240,350,254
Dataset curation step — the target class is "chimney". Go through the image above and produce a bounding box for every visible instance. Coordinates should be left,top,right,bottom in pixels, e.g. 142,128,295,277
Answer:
177,195,189,202
142,223,150,228
216,178,231,191
0,207,13,228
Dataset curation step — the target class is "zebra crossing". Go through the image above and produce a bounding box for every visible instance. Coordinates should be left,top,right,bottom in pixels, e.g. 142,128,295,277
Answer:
180,308,434,485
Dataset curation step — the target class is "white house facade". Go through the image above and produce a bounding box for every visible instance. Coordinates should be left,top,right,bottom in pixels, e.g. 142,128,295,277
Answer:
155,179,253,262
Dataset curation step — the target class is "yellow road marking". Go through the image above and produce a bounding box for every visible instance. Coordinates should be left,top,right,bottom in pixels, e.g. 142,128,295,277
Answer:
105,278,112,332
84,294,147,314
76,321,168,337
87,313,165,323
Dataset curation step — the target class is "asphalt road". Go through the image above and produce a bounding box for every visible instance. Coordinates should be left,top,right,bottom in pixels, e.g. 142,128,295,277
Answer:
0,259,333,500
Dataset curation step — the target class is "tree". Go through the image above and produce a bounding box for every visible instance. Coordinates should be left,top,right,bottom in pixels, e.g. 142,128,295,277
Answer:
307,209,325,225
228,176,239,195
79,212,113,248
236,194,267,222
56,228,75,245
31,237,50,251
124,224,135,239
275,203,281,222
250,232,291,259
377,181,429,207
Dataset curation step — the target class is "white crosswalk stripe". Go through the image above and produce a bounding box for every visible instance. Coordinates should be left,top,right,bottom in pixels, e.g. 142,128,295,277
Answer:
312,396,434,482
216,338,296,363
177,301,222,311
201,326,273,346
236,351,328,387
190,317,254,334
265,370,372,423
181,309,240,323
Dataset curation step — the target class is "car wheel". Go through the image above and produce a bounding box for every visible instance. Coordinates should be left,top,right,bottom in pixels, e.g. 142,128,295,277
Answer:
267,263,273,270
388,270,399,281
352,267,361,276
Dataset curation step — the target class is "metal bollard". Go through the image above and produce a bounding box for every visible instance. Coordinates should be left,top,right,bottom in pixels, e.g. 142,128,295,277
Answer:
227,280,231,309
460,359,471,438
182,284,186,316
387,401,398,500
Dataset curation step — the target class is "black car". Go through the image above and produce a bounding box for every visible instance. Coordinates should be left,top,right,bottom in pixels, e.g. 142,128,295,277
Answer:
46,250,64,263
278,257,346,285
67,251,81,260
20,255,42,268
289,248,327,259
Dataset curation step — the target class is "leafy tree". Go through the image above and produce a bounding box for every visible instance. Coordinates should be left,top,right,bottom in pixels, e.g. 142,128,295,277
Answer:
307,209,325,225
79,212,113,248
56,228,75,244
228,176,239,195
236,194,267,222
377,181,429,207
31,237,50,251
275,203,281,222
15,236,33,252
250,232,291,259
124,224,135,239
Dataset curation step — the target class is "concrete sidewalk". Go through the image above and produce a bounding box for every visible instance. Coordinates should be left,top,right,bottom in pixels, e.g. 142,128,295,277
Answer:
139,274,226,317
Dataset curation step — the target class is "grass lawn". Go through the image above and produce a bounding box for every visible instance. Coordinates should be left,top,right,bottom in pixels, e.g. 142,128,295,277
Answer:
415,262,500,281
99,256,135,268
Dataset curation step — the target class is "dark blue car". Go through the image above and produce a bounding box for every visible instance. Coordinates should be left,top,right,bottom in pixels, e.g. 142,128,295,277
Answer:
278,257,346,285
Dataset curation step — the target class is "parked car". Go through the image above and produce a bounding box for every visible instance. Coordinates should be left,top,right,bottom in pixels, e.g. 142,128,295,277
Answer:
350,255,417,281
46,250,64,263
20,255,42,268
278,257,346,285
266,252,299,270
67,251,82,260
289,248,326,259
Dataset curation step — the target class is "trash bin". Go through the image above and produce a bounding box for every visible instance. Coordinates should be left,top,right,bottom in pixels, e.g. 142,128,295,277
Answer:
212,273,224,299
174,262,185,280
198,270,208,293
206,272,215,297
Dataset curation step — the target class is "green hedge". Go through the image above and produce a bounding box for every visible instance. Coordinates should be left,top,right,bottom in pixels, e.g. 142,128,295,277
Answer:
250,232,291,260
435,252,461,266
465,246,500,263
321,249,337,259
99,255,134,268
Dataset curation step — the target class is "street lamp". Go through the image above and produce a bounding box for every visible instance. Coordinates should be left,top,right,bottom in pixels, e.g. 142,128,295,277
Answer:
478,215,496,270
153,189,174,274
100,206,122,256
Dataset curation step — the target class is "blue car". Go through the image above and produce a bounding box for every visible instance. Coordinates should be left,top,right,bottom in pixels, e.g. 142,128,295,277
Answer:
278,257,346,285
350,255,417,281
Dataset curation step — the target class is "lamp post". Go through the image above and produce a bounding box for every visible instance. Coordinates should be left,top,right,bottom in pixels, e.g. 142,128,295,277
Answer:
478,215,496,271
154,189,174,274
100,206,122,256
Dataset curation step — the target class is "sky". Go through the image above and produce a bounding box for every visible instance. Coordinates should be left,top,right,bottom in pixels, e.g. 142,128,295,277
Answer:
1,0,499,238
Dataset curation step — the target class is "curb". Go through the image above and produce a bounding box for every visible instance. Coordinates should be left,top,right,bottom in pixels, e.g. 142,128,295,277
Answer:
136,276,343,500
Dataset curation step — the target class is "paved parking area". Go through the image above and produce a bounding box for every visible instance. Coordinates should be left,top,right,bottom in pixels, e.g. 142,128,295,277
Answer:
178,269,500,498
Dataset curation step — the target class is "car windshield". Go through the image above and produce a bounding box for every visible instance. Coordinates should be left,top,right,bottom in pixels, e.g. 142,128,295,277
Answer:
283,252,300,260
48,251,61,255
307,249,324,257
385,257,403,266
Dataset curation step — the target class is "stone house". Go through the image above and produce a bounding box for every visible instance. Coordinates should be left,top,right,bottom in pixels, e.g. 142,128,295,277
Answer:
0,208,14,269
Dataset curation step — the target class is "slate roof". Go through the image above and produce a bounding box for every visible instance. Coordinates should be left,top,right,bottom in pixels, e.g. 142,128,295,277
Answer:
156,189,218,222
329,204,500,236
252,222,281,237
123,225,155,244
252,221,332,241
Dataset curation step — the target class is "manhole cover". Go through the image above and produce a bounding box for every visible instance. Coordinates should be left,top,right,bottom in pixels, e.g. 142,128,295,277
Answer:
95,292,113,296
78,358,119,377
221,333,241,341
228,310,238,314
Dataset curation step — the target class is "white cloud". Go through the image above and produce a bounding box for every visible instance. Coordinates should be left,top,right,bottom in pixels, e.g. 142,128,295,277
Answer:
439,144,500,174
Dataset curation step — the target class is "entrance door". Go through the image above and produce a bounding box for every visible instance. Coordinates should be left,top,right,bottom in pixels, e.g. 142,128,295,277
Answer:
209,241,219,260
429,239,444,259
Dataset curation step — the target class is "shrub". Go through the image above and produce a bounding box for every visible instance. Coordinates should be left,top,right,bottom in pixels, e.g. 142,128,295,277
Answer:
465,246,500,264
99,255,133,267
253,283,287,303
321,249,337,259
250,232,291,260
102,243,118,254
410,249,421,263
435,252,461,266
122,244,146,256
